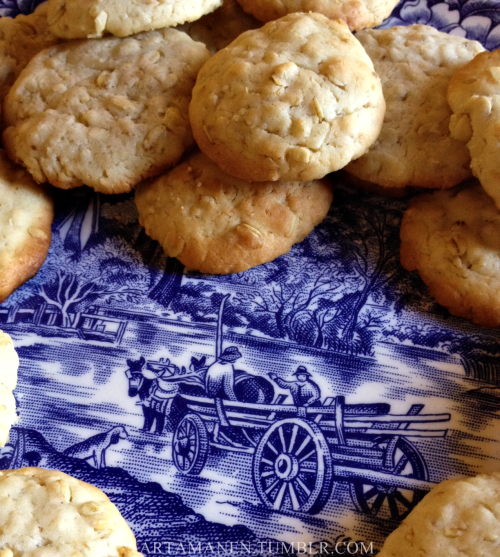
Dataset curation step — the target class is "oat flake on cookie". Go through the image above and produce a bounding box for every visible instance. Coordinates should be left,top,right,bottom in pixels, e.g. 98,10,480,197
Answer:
189,12,386,183
47,0,223,38
3,28,211,194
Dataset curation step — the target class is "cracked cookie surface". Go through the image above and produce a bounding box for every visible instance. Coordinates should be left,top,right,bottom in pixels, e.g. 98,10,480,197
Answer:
0,150,53,303
47,0,223,38
3,29,211,194
189,12,385,182
345,25,484,190
135,150,333,274
235,0,398,30
400,182,500,328
448,49,500,210
0,331,18,447
0,467,142,557
0,2,61,113
378,472,500,556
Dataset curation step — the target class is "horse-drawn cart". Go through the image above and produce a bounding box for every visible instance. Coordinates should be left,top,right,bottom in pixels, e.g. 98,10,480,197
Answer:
172,394,450,518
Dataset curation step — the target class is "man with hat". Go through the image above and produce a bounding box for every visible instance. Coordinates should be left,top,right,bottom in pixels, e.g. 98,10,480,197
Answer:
205,346,242,426
268,366,321,409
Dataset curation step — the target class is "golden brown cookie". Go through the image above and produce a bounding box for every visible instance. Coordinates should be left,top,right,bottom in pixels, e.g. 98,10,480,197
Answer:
0,331,18,447
135,151,333,274
3,29,211,194
181,0,261,53
47,0,223,38
379,473,500,557
345,25,484,190
0,2,61,113
189,12,385,182
0,467,142,556
400,181,500,328
236,0,399,30
0,150,53,303
448,49,500,210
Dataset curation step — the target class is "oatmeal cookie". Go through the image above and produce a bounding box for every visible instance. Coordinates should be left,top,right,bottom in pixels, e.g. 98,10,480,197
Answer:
0,331,18,447
0,467,142,557
3,29,210,194
0,150,53,303
189,12,385,182
448,49,500,210
236,0,399,30
345,25,484,190
47,0,223,39
135,150,333,274
400,182,500,328
0,2,60,113
379,473,500,556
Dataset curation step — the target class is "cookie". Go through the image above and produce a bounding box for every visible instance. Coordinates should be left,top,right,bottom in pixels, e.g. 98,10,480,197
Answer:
0,150,53,303
345,25,484,190
189,12,385,182
3,29,211,194
135,150,333,274
236,0,399,31
448,49,500,210
378,472,500,556
0,2,61,113
400,182,500,328
0,467,142,556
182,0,261,54
0,331,18,447
47,0,223,39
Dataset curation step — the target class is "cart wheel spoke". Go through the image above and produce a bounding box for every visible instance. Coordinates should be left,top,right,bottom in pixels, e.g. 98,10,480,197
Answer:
273,482,288,510
278,426,287,452
294,435,312,458
253,419,333,515
393,490,413,509
349,435,429,520
173,414,209,475
387,493,401,520
370,492,386,515
289,425,299,453
393,454,409,476
288,482,301,511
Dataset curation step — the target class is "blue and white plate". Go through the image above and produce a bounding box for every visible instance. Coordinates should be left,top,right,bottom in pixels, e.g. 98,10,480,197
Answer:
1,2,500,555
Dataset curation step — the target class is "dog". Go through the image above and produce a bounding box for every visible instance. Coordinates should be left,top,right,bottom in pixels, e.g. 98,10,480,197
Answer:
63,425,128,469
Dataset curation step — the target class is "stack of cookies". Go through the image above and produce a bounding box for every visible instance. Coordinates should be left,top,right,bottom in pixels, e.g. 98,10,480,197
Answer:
0,0,399,280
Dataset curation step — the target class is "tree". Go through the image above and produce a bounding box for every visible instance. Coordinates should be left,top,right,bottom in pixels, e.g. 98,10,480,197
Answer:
33,234,150,327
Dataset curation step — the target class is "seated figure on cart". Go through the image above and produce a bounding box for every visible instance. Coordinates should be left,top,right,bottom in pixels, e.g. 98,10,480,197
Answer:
268,366,321,415
205,346,241,427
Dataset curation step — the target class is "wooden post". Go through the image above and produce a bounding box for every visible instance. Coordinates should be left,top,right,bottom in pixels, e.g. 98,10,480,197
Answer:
216,294,230,360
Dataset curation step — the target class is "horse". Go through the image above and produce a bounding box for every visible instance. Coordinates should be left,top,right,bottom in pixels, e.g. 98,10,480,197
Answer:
125,356,156,432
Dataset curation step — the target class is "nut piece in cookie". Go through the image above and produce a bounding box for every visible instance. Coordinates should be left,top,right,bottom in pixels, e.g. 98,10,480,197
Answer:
448,49,500,210
189,13,385,182
0,2,61,113
0,467,142,556
47,0,223,39
378,472,500,556
236,0,399,31
3,29,211,194
0,150,53,303
345,25,484,190
135,151,333,274
400,181,500,328
0,331,18,448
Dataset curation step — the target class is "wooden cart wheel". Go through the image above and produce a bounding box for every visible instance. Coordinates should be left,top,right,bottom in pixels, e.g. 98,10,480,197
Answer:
172,414,209,475
349,435,429,520
252,418,333,514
